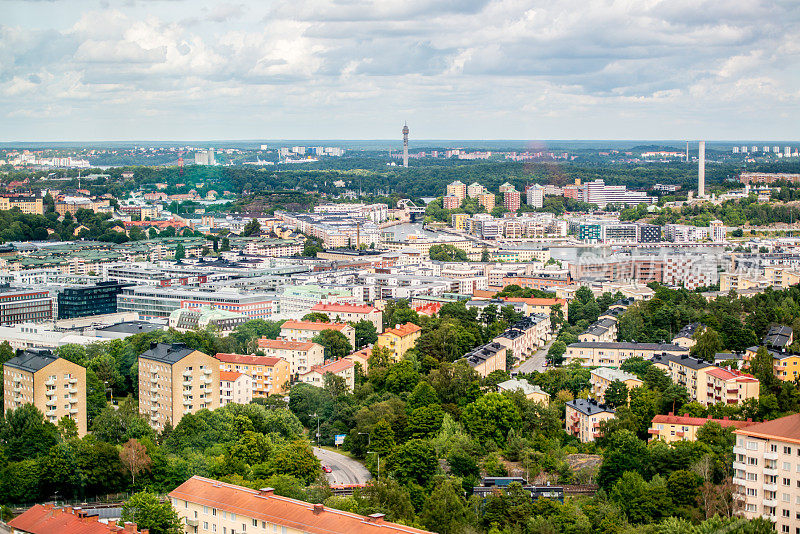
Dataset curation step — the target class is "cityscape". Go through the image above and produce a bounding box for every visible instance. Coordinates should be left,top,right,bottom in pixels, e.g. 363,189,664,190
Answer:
2,2,800,534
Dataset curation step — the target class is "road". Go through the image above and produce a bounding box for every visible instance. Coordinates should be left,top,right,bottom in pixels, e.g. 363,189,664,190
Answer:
513,339,554,374
313,447,372,486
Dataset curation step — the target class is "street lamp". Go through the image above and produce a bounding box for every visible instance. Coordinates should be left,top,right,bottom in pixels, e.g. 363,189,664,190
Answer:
309,412,320,446
367,451,379,479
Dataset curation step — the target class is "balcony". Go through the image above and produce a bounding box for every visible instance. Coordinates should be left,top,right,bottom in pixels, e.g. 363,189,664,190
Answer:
762,483,777,492
12,385,22,393
183,369,192,377
150,368,158,375
67,387,78,394
45,398,57,407
69,408,78,414
150,405,158,412
732,461,747,470
647,428,660,435
68,377,78,385
203,368,212,375
45,378,56,386
761,498,777,507
764,452,779,461
151,414,159,422
186,519,199,527
150,387,158,394
69,397,78,404
183,400,192,406
150,377,158,384
763,467,778,477
201,377,212,384
182,380,192,387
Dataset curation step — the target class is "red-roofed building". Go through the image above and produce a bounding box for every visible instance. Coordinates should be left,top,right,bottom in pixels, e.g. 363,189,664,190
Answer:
376,322,422,361
310,303,383,333
299,358,356,391
500,297,569,322
346,347,371,374
219,371,253,405
280,320,355,347
648,412,756,443
413,302,442,316
733,413,800,530
704,366,760,405
169,476,435,534
256,339,324,375
215,353,290,396
9,505,147,534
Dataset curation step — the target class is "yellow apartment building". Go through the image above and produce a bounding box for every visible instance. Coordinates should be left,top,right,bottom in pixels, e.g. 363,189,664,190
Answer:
215,353,290,396
376,322,421,360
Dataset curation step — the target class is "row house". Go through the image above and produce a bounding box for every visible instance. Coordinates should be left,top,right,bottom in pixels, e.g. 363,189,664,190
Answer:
493,314,551,363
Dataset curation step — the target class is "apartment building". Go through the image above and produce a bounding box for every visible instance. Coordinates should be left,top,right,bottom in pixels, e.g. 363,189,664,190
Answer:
579,318,618,343
565,399,615,443
0,194,44,215
652,353,760,406
497,378,550,405
447,180,467,200
478,192,495,212
733,414,800,531
138,343,221,431
376,322,422,360
500,297,568,322
2,348,87,435
565,342,688,367
310,303,383,333
672,322,703,348
648,413,754,444
463,342,507,377
219,371,253,406
590,367,642,404
493,314,551,363
504,190,521,212
298,358,356,391
279,320,356,348
9,505,147,534
651,353,716,403
169,306,248,335
256,339,324,375
215,353,290,396
467,182,485,198
169,476,436,534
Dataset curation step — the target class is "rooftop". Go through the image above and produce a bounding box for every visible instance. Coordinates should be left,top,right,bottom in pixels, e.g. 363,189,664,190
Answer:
674,322,703,340
4,348,60,373
311,303,377,314
96,321,163,334
734,413,800,445
651,352,716,370
706,367,759,383
382,322,422,338
220,371,243,382
281,320,350,332
8,505,146,534
139,342,200,364
567,398,615,416
570,341,687,351
258,338,317,351
497,378,549,397
652,413,755,429
215,353,285,366
168,476,434,534
591,367,641,383
762,324,792,349
302,358,355,376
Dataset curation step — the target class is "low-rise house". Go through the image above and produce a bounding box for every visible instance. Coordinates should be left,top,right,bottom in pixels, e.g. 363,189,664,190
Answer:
497,378,550,405
345,347,371,374
565,398,615,443
376,322,422,360
590,367,642,403
298,358,356,391
648,413,755,443
215,353,291,396
463,342,507,377
219,371,253,405
256,338,324,375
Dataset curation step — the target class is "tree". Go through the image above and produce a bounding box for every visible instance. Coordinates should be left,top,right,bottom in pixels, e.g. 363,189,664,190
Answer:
353,319,378,349
461,392,521,445
242,219,261,236
369,419,396,456
480,247,490,262
1,404,59,461
547,340,567,365
420,478,474,534
387,438,437,487
429,244,468,262
302,312,330,323
604,380,629,408
690,327,721,362
174,243,185,261
266,440,320,484
121,492,183,534
120,438,152,487
220,237,230,251
313,329,352,360
597,429,650,489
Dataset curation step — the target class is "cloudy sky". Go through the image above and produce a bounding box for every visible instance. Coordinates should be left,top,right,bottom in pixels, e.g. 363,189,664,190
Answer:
2,0,799,141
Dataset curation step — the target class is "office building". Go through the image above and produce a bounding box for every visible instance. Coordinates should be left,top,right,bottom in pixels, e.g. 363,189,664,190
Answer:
118,286,276,320
138,343,220,431
215,353,290,396
565,399,615,443
376,322,422,360
0,287,53,324
3,348,87,435
56,281,129,319
169,476,436,534
168,306,248,335
582,180,655,208
648,413,754,443
733,413,800,530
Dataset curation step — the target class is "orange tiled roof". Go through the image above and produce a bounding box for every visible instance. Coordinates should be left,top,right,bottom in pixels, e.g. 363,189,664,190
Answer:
258,338,317,351
168,476,434,534
215,353,285,366
281,320,349,332
383,322,422,338
9,505,146,534
219,371,242,382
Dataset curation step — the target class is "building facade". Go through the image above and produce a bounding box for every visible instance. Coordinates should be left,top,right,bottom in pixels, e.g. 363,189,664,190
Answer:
256,339,324,375
215,353,290,396
565,399,615,443
376,322,422,360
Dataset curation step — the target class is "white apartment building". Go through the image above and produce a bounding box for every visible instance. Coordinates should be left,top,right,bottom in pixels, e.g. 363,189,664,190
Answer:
526,185,544,208
219,371,253,405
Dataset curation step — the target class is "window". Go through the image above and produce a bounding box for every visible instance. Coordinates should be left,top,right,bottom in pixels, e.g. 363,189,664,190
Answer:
204,507,208,514
785,446,792,454
203,523,209,530
252,520,257,528
747,441,759,450
784,462,792,471
748,457,758,466
784,478,791,486
222,512,227,520
771,444,779,452
746,487,757,496
212,509,217,517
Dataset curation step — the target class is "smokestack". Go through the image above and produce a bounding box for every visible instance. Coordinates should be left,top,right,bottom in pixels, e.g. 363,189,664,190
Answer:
698,141,705,198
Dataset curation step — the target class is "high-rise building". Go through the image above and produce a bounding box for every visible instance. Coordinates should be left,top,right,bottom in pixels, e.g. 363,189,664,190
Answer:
3,348,87,435
56,281,130,319
526,184,544,208
446,180,467,200
402,123,409,168
504,189,521,212
582,180,654,208
478,192,495,212
138,342,220,430
467,182,485,198
733,413,800,531
0,287,53,324
698,141,705,197
443,195,460,210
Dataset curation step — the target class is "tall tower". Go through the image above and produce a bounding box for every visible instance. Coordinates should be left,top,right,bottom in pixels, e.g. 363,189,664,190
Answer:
402,122,409,168
698,141,706,198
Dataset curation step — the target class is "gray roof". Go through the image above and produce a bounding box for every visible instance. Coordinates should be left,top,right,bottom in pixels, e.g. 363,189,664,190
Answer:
651,352,715,370
464,342,505,367
498,378,549,397
591,367,640,382
4,349,59,373
97,321,164,334
674,322,703,340
762,325,792,349
567,398,615,416
139,342,197,364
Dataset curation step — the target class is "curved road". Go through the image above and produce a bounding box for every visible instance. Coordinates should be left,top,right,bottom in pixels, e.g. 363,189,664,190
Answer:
313,447,372,486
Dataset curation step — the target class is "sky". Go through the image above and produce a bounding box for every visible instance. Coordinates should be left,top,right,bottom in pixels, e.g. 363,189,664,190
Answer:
2,0,799,142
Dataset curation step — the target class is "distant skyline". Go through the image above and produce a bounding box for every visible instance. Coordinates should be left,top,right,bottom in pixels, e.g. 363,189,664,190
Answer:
3,0,800,142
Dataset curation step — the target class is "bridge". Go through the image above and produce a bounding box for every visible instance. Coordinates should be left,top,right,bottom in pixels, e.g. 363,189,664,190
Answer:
397,199,426,221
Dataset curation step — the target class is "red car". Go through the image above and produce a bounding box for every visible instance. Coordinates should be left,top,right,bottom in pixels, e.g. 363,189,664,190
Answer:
322,466,332,473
